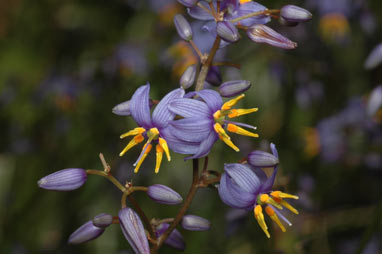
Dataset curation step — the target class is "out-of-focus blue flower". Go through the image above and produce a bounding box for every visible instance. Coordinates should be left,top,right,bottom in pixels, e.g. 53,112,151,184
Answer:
218,143,299,238
116,84,186,173
181,215,211,231
169,89,258,159
364,43,382,70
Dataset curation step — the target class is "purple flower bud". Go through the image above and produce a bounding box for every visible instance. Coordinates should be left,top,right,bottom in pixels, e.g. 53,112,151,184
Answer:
280,5,312,23
219,80,251,97
247,24,297,49
181,215,211,231
93,213,113,228
364,43,382,70
180,65,196,89
37,168,87,191
177,0,198,8
119,208,150,254
279,17,298,27
147,184,183,205
247,150,279,167
206,66,222,86
367,85,382,116
156,223,186,250
112,100,131,116
68,221,104,245
174,14,193,41
217,21,240,43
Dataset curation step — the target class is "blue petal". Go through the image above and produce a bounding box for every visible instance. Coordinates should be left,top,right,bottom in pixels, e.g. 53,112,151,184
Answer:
169,117,212,142
260,166,278,193
152,88,185,128
224,163,262,194
270,142,278,158
218,172,256,209
185,131,218,160
169,98,211,118
160,127,200,155
130,84,152,128
187,2,214,21
228,2,270,27
195,89,223,113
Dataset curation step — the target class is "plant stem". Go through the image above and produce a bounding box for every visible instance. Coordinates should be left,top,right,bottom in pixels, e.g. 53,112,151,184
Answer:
229,9,280,23
128,195,156,241
86,170,127,192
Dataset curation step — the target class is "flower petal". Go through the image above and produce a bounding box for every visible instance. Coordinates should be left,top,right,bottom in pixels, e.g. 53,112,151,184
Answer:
160,127,200,155
169,98,211,118
195,89,223,112
260,166,278,193
187,2,214,21
185,131,218,159
130,84,152,128
229,2,270,27
152,88,185,128
224,163,262,194
169,117,212,142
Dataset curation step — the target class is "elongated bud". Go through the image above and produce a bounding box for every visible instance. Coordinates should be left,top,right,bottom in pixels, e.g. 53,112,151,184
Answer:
280,5,312,23
180,65,196,89
147,184,183,205
37,168,87,191
93,213,113,228
206,66,222,86
68,221,104,244
119,208,150,254
174,14,193,41
156,223,186,250
181,215,211,231
247,150,279,167
219,80,251,97
367,85,382,116
217,21,240,43
247,25,297,49
364,43,382,70
112,100,131,116
177,0,198,8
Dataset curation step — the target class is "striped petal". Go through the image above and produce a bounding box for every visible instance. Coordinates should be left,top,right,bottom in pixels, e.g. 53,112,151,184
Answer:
224,163,262,194
160,127,200,155
130,84,152,128
169,117,212,142
152,88,185,128
169,98,211,118
195,89,223,113
229,2,270,27
187,1,214,21
185,131,218,160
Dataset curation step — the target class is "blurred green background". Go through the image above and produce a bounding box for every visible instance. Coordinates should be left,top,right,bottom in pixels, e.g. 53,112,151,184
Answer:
0,0,381,253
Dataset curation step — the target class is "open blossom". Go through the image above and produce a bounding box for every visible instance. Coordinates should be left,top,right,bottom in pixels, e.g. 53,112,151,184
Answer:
169,89,258,159
218,143,299,238
116,83,185,173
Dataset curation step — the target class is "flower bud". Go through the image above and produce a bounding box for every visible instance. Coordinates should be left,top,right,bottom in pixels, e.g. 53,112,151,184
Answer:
177,0,198,8
279,17,298,27
206,66,222,86
119,208,150,254
181,215,211,231
180,65,196,89
367,85,382,116
247,24,297,49
93,213,113,228
68,221,104,245
174,14,193,41
112,100,131,116
38,168,87,191
147,184,183,205
217,21,240,43
364,43,382,70
280,5,312,23
247,150,279,167
219,80,251,97
156,223,186,250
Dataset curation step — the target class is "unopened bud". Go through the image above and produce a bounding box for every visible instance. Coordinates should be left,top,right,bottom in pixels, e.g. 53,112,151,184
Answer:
280,5,312,23
174,14,193,41
367,85,382,116
219,80,251,97
180,65,196,89
247,150,279,167
38,168,87,191
181,215,211,231
93,213,113,228
156,223,186,250
364,43,382,70
112,100,131,116
217,21,240,43
177,0,198,8
147,184,183,205
247,24,297,49
68,221,104,244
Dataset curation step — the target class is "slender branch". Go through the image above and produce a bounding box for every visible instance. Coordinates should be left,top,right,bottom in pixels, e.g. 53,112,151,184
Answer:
202,156,209,173
189,40,204,60
229,9,280,23
121,192,128,208
99,153,111,173
86,170,127,192
128,195,156,241
212,61,241,69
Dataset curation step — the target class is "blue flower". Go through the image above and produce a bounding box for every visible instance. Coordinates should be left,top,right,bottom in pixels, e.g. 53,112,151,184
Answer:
169,89,258,159
117,83,188,173
218,143,299,238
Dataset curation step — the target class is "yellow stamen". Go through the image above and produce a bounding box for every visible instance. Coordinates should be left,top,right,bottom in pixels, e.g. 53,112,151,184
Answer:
265,206,286,232
119,134,145,156
254,205,270,238
221,94,245,110
155,145,163,174
271,191,299,200
219,135,240,152
279,199,299,215
147,127,160,143
213,123,231,140
228,108,258,118
159,138,171,161
227,123,259,138
213,110,222,120
120,127,146,139
134,143,152,173
260,194,283,210
240,0,252,4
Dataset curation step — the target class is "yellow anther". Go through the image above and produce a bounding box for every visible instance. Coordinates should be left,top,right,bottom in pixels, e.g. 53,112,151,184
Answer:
228,108,258,118
260,194,283,210
119,134,145,156
213,110,222,120
254,205,270,238
219,135,240,152
227,123,259,138
159,138,171,161
134,143,152,173
147,127,160,142
265,206,286,232
221,94,245,110
155,145,163,174
271,191,299,200
279,199,299,215
120,127,146,139
213,123,231,140
240,0,252,4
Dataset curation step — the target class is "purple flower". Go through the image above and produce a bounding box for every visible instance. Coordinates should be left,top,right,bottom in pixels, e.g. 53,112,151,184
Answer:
169,89,258,159
92,213,113,228
246,24,297,49
116,83,187,173
156,223,186,250
68,220,105,244
218,143,299,238
147,184,183,205
37,168,87,191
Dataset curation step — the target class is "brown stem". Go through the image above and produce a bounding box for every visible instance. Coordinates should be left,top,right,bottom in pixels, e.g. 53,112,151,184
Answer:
86,170,127,192
189,40,204,60
229,9,280,23
212,61,241,69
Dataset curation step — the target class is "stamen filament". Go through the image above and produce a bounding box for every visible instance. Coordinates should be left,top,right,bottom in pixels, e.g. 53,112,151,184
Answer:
254,205,270,238
155,145,163,174
159,138,171,161
120,127,146,139
219,135,240,152
222,94,245,110
227,123,259,138
271,191,299,200
265,206,286,232
134,143,152,173
119,134,144,156
280,199,299,215
228,108,258,118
